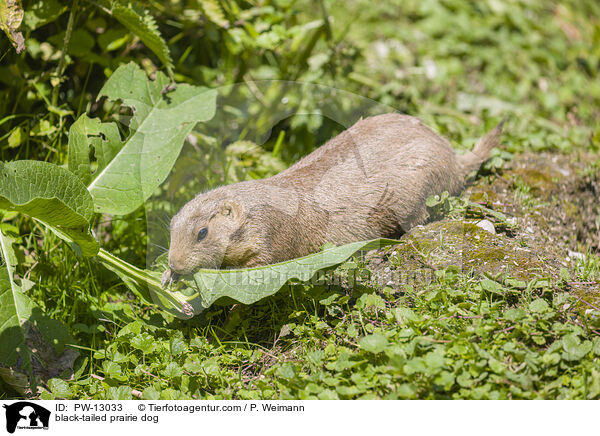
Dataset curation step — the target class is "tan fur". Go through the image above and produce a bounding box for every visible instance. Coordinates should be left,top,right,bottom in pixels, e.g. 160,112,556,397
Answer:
162,114,503,283
457,119,505,175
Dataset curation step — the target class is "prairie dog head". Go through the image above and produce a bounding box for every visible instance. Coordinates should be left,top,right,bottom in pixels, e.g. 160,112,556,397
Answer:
165,193,246,279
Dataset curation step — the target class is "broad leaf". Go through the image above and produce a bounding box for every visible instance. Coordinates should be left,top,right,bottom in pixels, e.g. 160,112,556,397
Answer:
0,160,99,256
0,228,75,393
359,333,389,354
68,114,121,187
70,62,217,216
0,229,22,368
98,239,401,318
172,239,401,317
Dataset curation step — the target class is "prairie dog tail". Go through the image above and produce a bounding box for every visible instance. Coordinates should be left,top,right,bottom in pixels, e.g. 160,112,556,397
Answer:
458,120,505,177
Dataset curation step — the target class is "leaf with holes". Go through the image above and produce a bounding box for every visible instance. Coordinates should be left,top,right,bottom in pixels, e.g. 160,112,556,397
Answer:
68,62,217,215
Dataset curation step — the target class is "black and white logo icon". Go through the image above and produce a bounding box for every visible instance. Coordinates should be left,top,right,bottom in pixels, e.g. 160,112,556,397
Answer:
2,402,50,434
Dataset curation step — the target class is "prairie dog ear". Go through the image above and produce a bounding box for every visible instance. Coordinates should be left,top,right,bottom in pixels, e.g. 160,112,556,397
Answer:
220,201,242,219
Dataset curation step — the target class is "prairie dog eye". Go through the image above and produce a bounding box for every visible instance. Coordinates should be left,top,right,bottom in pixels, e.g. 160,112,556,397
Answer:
197,227,208,242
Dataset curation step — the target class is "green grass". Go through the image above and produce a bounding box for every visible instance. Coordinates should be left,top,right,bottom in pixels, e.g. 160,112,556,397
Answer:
34,261,600,399
327,0,600,153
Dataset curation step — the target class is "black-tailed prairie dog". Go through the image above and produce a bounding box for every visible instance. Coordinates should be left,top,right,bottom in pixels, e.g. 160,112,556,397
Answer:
162,113,503,285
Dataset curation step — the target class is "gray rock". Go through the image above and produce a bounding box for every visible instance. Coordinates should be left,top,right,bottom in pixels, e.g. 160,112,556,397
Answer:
476,219,496,235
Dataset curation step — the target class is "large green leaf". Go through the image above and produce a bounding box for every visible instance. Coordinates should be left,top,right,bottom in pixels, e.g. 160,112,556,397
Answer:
152,239,400,318
99,239,400,318
68,114,121,187
0,229,23,368
0,228,75,393
0,160,99,256
69,62,217,216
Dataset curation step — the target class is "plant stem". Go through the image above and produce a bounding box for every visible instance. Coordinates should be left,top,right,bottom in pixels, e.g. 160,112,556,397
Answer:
51,0,79,121
97,248,152,284
96,248,191,313
318,0,333,41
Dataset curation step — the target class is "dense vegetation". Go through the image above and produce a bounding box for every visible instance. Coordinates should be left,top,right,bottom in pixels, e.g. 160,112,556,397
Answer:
0,0,599,399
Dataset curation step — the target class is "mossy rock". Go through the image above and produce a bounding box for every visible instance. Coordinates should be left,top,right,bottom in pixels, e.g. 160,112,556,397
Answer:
365,152,598,297
510,168,559,198
468,189,499,206
367,219,559,289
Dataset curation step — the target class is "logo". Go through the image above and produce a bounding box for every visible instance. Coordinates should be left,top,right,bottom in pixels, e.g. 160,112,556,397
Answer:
2,402,50,434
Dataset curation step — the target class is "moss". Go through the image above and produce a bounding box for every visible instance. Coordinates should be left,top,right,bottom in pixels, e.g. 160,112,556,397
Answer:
562,199,580,221
381,219,551,283
469,189,499,206
511,168,559,198
570,286,600,315
471,248,507,262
